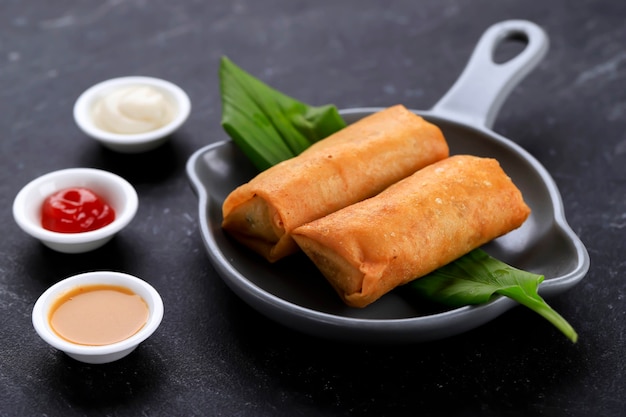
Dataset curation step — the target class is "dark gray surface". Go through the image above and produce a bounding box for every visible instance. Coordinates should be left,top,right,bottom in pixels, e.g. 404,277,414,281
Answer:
1,1,624,416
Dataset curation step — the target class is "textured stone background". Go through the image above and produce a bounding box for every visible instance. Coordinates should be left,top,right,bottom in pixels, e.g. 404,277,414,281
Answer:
1,1,624,416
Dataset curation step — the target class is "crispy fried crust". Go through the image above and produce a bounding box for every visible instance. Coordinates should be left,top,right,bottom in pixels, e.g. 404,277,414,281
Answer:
292,155,531,308
222,105,449,262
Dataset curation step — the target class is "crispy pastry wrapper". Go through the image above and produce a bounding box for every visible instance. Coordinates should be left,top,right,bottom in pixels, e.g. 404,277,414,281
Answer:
291,155,531,308
222,105,449,262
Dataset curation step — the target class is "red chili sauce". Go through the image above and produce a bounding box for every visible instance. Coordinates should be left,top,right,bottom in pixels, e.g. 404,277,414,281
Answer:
41,187,116,233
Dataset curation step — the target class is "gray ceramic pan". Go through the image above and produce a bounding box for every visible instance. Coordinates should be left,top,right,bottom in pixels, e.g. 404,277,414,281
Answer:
186,20,590,343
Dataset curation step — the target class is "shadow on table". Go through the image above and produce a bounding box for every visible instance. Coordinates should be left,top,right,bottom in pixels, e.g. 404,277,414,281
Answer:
20,236,139,286
31,346,166,413
74,133,190,186
224,296,589,416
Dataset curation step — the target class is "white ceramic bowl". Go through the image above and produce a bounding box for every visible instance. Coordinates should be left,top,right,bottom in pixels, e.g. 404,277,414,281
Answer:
73,76,191,153
32,271,164,364
13,168,138,253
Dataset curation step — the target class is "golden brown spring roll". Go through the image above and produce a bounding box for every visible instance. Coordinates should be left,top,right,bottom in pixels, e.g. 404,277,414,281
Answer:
222,105,449,262
292,155,531,308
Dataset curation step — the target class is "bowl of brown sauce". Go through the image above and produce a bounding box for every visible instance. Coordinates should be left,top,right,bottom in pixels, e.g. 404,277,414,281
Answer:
32,271,164,364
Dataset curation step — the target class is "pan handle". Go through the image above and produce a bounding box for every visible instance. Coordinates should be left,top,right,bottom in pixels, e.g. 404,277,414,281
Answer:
430,20,549,130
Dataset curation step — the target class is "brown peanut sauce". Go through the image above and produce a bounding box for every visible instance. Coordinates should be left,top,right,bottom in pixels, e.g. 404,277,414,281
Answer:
49,284,148,346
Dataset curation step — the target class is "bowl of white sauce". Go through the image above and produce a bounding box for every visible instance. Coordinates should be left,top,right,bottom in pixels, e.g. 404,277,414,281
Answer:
73,76,191,153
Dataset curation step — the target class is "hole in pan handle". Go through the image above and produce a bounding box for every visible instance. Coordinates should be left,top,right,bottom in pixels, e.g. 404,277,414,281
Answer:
431,20,549,130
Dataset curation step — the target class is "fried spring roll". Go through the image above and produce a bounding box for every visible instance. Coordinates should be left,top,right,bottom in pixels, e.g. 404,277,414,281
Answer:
222,105,449,262
292,155,531,308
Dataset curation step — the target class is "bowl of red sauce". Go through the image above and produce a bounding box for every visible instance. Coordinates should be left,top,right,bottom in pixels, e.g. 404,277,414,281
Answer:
32,271,164,364
13,168,138,253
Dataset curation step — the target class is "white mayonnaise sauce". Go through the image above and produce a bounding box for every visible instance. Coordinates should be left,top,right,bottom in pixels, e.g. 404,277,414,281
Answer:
92,85,176,134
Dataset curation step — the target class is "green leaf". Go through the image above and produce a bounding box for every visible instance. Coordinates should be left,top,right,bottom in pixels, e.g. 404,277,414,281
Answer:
406,249,578,342
219,56,346,171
